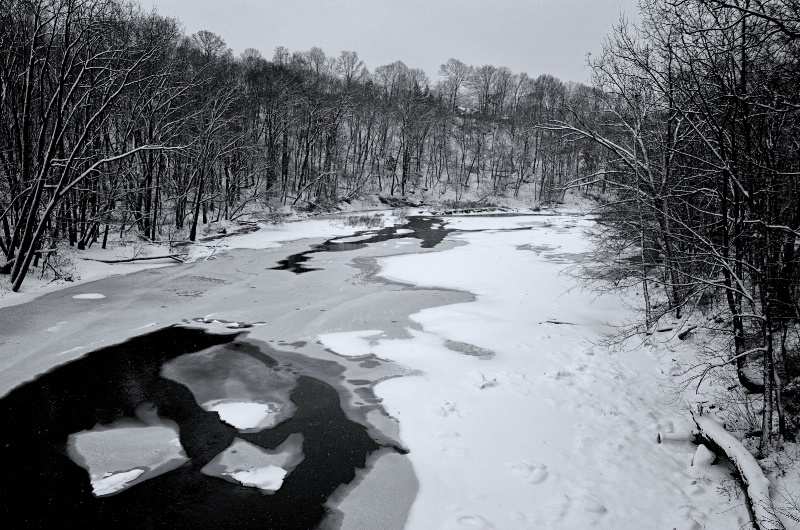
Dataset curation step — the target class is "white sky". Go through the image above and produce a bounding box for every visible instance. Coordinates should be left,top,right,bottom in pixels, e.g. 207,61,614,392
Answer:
146,0,640,84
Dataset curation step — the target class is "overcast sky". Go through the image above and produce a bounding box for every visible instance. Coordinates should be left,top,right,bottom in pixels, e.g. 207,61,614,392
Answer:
146,0,640,84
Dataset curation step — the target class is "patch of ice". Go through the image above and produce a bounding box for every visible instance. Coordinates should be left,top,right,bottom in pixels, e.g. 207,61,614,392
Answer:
72,293,105,299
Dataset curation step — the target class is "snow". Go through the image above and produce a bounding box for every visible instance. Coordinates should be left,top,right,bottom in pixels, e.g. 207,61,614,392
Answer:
332,234,379,243
205,400,281,430
92,469,146,496
440,215,551,231
319,330,385,357
72,293,105,299
314,216,750,529
693,413,781,530
230,466,287,491
204,219,348,250
691,444,716,471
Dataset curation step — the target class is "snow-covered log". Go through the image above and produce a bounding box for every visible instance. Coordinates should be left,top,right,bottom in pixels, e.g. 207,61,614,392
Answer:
691,411,784,530
87,254,186,264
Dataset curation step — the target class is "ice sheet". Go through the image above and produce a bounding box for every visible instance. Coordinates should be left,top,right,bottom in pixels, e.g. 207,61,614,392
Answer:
318,330,385,358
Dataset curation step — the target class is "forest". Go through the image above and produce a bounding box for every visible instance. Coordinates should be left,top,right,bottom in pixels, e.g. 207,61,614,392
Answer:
557,0,800,458
0,0,599,292
4,0,800,467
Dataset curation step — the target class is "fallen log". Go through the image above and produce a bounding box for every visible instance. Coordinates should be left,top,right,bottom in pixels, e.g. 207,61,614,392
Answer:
690,410,784,530
87,254,186,264
678,325,698,340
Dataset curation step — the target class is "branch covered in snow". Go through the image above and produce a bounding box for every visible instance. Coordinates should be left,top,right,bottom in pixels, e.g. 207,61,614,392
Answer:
86,254,186,264
690,411,784,530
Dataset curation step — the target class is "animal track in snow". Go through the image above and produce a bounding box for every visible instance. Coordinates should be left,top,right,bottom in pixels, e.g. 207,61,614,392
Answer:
509,460,549,484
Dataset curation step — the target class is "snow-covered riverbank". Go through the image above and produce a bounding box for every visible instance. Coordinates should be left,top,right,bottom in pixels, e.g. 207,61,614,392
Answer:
323,215,750,530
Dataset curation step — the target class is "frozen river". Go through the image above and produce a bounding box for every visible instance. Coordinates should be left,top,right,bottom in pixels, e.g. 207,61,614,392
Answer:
0,213,749,529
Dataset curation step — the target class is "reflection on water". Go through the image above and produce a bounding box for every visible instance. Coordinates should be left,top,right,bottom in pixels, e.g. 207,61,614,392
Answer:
0,327,385,529
272,216,453,273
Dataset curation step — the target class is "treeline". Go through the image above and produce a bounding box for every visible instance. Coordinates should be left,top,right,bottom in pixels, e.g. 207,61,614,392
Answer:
0,0,602,291
557,0,800,450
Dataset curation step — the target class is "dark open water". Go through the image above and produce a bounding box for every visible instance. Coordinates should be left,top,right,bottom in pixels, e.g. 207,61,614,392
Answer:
0,327,385,529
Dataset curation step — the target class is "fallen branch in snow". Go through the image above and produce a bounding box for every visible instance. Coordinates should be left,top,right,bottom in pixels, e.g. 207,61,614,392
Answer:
542,320,576,325
204,233,228,261
656,430,695,443
690,410,784,530
678,325,698,340
87,254,186,264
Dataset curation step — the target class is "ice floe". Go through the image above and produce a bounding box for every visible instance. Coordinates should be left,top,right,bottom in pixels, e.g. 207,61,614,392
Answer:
162,345,297,432
201,434,304,494
67,413,188,497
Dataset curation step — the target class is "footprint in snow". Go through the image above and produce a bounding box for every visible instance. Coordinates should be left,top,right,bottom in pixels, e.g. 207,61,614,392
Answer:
446,515,495,529
509,460,549,484
580,494,608,515
505,372,534,396
433,401,460,417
